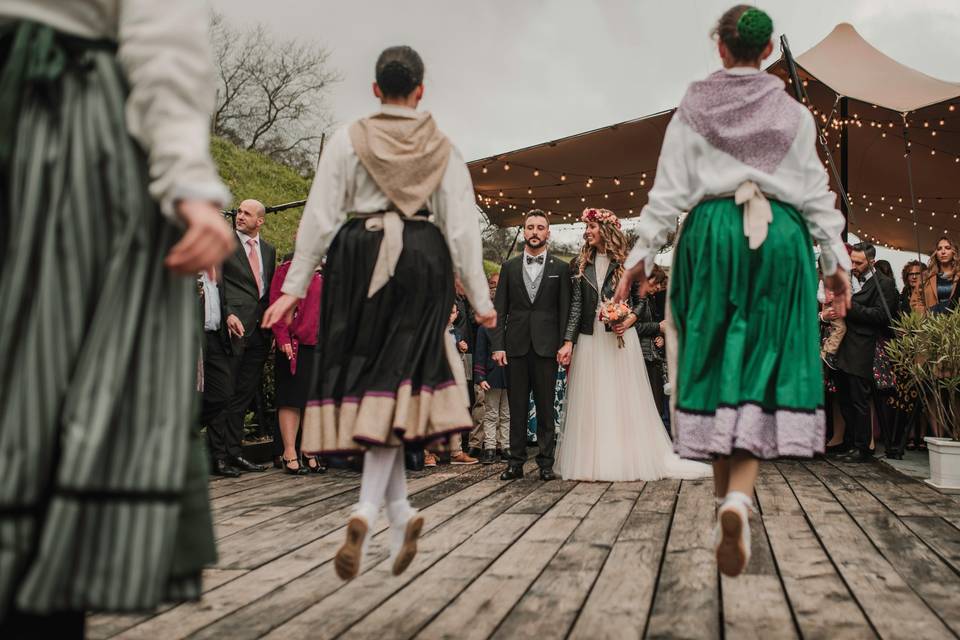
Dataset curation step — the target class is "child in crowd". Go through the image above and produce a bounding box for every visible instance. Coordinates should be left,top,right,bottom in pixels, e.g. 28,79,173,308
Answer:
474,322,510,464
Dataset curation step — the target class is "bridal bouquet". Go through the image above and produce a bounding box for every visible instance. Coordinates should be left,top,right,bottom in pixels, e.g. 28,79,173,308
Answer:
599,299,632,348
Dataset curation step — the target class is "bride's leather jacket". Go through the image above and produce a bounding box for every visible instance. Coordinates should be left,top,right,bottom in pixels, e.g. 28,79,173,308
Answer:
564,256,643,343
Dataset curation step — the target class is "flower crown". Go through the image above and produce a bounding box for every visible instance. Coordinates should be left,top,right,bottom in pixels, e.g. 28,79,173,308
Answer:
580,207,621,228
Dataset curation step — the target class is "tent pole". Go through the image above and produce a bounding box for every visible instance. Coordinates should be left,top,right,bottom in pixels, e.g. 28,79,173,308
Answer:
503,225,523,263
780,36,854,221
901,114,929,313
839,97,849,242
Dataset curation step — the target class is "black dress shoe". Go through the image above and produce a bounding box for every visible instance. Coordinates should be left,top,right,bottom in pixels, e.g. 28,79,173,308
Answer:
468,447,483,459
231,456,267,472
480,449,497,465
212,459,242,477
500,465,524,480
839,451,874,464
499,449,511,462
539,468,556,482
827,447,858,458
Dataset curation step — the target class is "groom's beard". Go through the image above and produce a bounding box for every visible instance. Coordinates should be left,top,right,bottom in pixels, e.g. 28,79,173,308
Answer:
525,237,546,249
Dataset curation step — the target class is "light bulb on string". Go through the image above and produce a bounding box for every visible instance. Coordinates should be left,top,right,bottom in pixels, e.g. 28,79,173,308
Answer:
504,163,510,171
533,169,540,177
614,178,621,186
482,166,488,174
560,174,566,181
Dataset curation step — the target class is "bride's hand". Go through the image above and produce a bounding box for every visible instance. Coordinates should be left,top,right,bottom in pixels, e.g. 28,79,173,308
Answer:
613,313,637,336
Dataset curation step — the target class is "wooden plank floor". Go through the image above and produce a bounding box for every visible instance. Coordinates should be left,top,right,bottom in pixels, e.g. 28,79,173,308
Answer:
88,457,960,639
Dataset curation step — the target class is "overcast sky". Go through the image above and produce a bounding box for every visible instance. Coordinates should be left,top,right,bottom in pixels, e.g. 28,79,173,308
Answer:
211,0,959,160
210,0,958,278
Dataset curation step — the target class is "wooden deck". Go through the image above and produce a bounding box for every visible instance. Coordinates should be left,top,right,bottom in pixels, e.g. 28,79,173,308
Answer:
89,457,960,639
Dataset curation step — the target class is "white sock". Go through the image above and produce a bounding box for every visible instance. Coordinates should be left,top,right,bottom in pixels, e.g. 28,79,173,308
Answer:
359,447,401,513
384,446,408,505
722,491,753,511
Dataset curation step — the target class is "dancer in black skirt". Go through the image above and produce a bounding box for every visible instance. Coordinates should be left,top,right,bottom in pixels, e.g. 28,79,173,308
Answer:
263,46,496,581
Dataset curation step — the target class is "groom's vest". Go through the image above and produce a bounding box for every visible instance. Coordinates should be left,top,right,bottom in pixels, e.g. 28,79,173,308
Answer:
521,260,545,303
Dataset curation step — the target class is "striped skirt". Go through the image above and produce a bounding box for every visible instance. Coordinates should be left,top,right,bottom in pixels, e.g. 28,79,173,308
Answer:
0,23,215,616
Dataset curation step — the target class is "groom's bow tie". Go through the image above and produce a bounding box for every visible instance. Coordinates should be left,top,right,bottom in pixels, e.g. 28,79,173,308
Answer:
526,255,544,265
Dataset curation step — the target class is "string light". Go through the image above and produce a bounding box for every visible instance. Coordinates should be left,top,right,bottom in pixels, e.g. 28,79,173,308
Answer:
504,163,510,171
533,169,540,176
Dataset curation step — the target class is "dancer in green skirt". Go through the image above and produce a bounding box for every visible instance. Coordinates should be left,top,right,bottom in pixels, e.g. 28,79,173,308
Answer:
617,5,852,577
0,1,234,635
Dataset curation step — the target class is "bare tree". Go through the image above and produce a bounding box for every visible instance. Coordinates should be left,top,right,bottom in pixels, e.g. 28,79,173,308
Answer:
210,12,340,172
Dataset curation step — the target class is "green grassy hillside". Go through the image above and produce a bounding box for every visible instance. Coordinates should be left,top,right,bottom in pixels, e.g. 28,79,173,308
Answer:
211,137,310,258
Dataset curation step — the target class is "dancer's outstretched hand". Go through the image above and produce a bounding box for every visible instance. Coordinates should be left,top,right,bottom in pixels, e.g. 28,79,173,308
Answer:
167,200,236,274
475,307,497,329
615,263,654,302
823,269,852,319
262,293,299,329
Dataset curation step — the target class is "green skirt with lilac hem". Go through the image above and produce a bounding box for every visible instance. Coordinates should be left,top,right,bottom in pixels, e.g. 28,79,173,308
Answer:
669,197,825,460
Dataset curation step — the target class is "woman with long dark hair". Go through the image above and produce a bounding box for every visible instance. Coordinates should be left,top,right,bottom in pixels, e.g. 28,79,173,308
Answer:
555,208,710,482
617,5,851,577
912,236,959,315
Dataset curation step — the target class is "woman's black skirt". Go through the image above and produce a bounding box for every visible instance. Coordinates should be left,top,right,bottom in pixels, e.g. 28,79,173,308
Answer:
300,217,471,455
275,344,316,409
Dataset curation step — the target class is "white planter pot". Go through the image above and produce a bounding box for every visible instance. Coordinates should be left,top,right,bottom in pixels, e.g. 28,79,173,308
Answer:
924,437,960,493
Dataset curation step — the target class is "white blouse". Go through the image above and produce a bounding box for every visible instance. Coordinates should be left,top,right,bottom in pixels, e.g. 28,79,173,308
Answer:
626,68,851,277
282,105,493,316
0,0,231,220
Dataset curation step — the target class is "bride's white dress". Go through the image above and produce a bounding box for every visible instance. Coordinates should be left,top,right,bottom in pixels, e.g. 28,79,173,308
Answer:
555,254,711,482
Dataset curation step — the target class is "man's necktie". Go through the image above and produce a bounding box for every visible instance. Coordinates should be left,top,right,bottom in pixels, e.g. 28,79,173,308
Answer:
247,238,262,295
526,255,544,265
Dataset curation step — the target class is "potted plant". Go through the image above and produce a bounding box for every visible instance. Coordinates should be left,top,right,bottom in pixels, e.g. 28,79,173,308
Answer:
885,311,960,491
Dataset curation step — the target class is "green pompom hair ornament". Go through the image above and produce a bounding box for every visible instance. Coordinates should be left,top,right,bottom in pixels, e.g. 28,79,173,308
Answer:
737,7,773,48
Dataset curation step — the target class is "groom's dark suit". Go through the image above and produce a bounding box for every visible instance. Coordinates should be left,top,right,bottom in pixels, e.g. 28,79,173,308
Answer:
491,251,570,470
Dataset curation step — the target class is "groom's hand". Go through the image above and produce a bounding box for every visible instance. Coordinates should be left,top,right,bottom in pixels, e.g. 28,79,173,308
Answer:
492,350,508,367
557,341,573,366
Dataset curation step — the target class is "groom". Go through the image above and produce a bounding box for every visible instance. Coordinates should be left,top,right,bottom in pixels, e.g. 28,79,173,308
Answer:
492,210,571,481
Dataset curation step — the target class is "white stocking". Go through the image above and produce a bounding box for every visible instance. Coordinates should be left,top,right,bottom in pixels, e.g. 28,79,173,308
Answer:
385,445,408,505
359,447,401,510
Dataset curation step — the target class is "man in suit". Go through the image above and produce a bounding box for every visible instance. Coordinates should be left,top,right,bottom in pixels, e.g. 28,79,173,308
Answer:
210,199,277,475
492,210,571,481
199,268,242,477
828,242,897,463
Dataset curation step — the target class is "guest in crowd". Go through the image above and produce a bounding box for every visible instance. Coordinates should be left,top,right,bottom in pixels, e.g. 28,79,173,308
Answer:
911,236,959,315
431,305,479,467
270,254,325,475
890,260,927,453
200,269,241,477
209,199,277,475
474,279,511,464
0,2,233,632
830,243,897,463
909,237,959,438
635,292,667,419
872,260,898,454
900,260,925,315
468,273,501,458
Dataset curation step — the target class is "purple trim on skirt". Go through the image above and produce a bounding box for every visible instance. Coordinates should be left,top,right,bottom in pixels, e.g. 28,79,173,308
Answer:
673,404,826,461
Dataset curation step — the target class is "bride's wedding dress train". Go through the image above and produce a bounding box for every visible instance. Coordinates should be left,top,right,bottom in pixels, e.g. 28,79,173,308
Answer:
555,314,711,482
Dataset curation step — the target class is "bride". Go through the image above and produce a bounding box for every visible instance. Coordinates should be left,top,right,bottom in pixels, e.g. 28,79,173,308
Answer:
555,208,711,481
